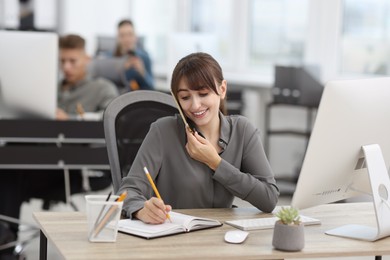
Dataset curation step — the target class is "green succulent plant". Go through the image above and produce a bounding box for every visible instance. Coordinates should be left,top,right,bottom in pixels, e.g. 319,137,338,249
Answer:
275,207,301,225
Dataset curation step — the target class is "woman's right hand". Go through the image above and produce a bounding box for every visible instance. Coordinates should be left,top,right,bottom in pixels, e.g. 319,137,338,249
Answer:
134,197,172,224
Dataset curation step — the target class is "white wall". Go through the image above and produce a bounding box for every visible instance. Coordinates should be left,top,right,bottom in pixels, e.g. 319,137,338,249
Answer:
34,0,57,30
304,0,343,83
1,0,19,28
58,0,131,55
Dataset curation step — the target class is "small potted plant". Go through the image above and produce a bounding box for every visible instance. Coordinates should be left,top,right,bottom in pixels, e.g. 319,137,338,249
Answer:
272,206,304,251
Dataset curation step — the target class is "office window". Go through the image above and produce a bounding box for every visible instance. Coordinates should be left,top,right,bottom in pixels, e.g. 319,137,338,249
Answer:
131,0,178,67
190,0,234,66
249,0,308,73
341,0,390,75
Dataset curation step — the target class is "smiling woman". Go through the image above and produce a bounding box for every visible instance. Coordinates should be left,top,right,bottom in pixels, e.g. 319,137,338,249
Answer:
171,53,227,161
117,52,280,225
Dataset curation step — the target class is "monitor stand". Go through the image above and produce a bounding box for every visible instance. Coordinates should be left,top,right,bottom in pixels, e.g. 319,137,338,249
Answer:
325,144,390,241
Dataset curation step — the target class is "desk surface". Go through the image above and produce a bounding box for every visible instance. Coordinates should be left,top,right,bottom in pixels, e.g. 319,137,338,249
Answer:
33,202,389,260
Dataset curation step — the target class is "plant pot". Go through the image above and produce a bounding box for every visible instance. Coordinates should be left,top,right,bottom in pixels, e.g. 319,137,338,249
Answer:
272,220,305,252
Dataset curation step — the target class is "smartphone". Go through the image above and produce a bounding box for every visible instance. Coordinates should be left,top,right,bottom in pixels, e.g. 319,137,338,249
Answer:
127,50,137,57
170,90,195,134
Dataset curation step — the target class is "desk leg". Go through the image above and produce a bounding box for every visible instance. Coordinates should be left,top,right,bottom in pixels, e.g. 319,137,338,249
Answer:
375,256,382,260
63,168,71,206
39,230,47,260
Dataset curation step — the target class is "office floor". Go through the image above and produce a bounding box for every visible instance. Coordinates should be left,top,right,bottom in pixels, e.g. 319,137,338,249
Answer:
17,187,112,260
17,191,389,260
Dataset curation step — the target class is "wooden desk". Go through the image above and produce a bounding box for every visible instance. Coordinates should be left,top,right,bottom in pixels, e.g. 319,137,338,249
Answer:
33,203,389,260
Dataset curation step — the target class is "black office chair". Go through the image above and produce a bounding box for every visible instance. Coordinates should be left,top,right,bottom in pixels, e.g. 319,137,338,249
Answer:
103,90,178,193
0,215,37,259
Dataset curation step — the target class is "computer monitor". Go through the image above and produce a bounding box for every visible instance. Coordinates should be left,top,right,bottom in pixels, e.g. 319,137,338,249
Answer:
291,77,390,241
0,30,58,119
89,57,127,88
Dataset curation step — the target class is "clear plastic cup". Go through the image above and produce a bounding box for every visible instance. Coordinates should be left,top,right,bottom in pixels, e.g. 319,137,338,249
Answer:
85,195,123,242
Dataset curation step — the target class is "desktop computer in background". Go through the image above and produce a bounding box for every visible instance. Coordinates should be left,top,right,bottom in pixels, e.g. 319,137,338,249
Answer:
292,77,390,241
0,30,58,119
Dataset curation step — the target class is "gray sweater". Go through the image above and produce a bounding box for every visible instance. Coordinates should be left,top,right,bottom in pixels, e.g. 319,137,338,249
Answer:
119,113,279,218
58,77,118,115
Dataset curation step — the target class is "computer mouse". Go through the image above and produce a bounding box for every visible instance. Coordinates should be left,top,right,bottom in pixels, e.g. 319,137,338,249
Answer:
224,230,249,244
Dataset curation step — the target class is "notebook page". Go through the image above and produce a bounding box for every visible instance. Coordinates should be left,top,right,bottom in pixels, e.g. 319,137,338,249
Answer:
118,211,197,237
118,219,181,234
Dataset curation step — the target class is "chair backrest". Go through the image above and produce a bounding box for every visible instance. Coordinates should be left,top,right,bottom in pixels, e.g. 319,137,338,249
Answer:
273,65,323,108
103,90,178,193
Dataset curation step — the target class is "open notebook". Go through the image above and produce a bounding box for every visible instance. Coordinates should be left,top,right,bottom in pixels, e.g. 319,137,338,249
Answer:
118,211,222,239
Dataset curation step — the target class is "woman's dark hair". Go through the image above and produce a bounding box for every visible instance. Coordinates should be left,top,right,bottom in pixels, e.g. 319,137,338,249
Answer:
114,19,134,57
171,52,227,115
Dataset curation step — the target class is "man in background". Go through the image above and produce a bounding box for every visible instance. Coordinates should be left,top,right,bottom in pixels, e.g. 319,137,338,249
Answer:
57,34,118,119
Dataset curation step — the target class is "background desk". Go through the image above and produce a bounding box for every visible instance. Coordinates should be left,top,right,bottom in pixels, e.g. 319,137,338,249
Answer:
33,203,388,260
0,119,110,206
0,119,109,169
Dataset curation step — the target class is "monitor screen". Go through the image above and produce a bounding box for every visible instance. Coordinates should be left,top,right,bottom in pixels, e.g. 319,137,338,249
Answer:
89,57,127,88
292,77,390,210
0,30,58,119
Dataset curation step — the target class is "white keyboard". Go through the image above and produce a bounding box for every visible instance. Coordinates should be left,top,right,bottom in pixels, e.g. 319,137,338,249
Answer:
225,215,321,231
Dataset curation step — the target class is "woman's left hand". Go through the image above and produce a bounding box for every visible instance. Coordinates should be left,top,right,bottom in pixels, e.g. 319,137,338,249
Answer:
185,127,221,171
